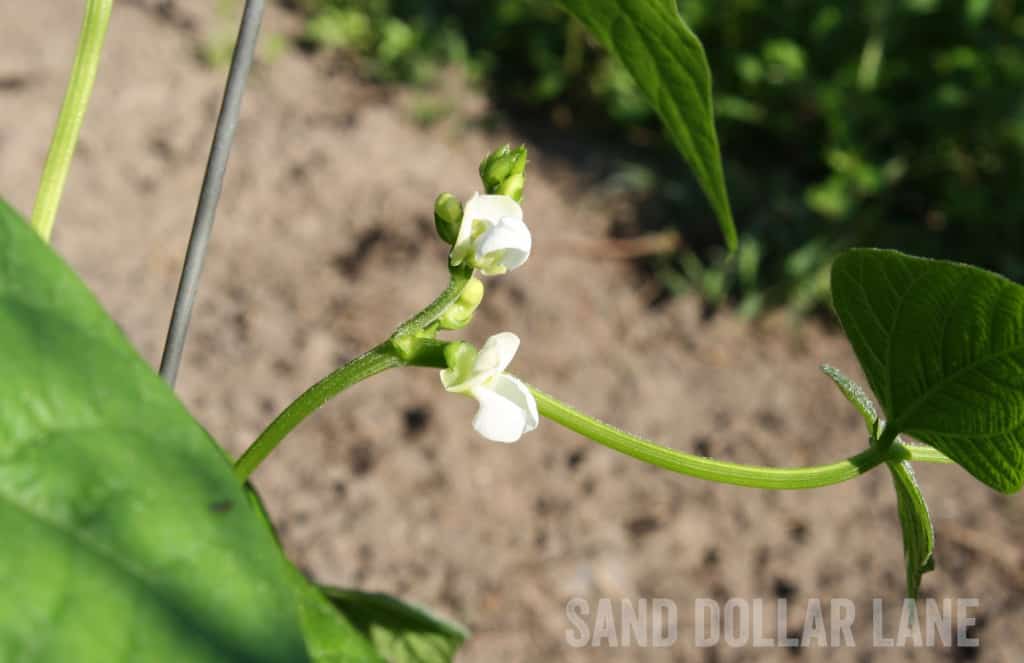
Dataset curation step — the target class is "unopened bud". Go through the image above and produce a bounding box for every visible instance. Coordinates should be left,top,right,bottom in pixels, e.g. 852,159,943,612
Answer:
479,144,513,193
497,173,525,202
479,144,528,197
434,192,463,245
509,145,527,176
439,277,485,329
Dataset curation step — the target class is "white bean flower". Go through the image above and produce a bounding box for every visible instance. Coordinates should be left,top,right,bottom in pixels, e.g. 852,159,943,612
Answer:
450,194,531,276
441,332,539,443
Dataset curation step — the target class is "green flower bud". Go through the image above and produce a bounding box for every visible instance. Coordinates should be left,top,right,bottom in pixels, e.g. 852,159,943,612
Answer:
460,277,485,308
509,145,527,176
479,144,512,193
434,192,463,245
497,173,525,203
479,144,528,196
439,277,485,330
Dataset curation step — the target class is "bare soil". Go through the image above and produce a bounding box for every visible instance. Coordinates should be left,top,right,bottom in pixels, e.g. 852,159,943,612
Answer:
2,2,1021,661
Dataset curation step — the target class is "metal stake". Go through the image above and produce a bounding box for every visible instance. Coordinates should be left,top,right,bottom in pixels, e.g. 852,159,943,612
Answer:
159,0,265,386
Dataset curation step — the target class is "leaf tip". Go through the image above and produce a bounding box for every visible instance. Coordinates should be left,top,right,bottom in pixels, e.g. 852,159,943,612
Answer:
715,206,738,252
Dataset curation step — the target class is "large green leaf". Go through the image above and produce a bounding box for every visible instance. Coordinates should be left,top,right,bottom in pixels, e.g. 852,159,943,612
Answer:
887,461,935,599
325,588,468,663
832,248,1024,493
0,203,308,661
559,0,737,250
0,197,23,228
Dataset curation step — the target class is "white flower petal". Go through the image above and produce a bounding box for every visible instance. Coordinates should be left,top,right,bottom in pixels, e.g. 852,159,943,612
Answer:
491,374,539,432
451,194,525,269
475,215,532,274
439,331,537,443
470,374,538,443
473,332,520,377
465,193,523,224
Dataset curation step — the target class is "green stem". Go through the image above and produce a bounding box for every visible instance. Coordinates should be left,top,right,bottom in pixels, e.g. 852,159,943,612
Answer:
392,265,473,338
529,384,890,490
234,264,470,481
30,0,113,242
234,343,401,481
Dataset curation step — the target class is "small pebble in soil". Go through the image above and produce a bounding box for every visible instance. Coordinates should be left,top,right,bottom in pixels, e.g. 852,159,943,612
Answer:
773,577,798,600
403,405,431,436
625,516,660,537
350,443,375,476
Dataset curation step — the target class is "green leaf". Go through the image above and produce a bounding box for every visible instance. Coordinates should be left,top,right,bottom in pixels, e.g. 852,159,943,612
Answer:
294,575,384,663
559,0,737,250
0,204,308,660
0,197,24,227
324,587,469,663
886,461,936,599
821,364,879,436
243,487,383,663
832,248,1024,493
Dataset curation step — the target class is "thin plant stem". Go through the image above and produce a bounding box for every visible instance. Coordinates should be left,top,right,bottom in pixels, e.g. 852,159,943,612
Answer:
529,384,902,490
392,265,473,338
234,267,469,481
30,0,113,241
233,261,952,490
234,343,401,481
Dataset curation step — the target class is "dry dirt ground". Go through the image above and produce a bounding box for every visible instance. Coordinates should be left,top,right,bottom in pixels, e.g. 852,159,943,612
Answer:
2,2,1023,662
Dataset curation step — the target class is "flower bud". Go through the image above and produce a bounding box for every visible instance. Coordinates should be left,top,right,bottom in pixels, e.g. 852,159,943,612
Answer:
439,277,485,330
479,145,511,192
497,173,525,203
479,144,528,195
509,145,527,176
434,192,463,245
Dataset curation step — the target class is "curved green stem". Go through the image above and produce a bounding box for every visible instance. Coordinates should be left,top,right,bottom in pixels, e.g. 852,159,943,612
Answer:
529,384,891,489
31,0,113,241
234,343,401,481
392,265,473,338
234,264,470,481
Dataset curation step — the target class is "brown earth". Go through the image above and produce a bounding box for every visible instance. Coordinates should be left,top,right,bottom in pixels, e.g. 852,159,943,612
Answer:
1,2,1021,661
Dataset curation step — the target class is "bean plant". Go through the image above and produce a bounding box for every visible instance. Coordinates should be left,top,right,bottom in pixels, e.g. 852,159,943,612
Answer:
3,1,1022,661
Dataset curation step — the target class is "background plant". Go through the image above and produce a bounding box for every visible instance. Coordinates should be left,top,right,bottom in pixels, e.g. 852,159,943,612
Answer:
291,0,1024,311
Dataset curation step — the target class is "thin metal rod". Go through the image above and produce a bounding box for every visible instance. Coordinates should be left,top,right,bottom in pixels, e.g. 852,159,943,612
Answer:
159,0,265,386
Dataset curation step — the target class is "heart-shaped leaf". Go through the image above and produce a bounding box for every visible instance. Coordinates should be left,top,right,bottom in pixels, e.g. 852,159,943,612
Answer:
832,248,1024,493
0,202,308,661
324,588,468,663
559,0,737,250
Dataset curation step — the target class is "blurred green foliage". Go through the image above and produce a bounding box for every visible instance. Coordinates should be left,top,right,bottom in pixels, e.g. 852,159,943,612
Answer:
290,0,1024,311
